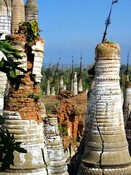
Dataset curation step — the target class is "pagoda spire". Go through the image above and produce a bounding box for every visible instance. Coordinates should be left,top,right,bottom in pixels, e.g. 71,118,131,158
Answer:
78,52,83,93
25,0,38,22
70,56,74,79
102,0,118,42
11,0,25,34
78,52,82,79
125,52,130,82
70,56,74,95
51,58,61,87
78,43,131,175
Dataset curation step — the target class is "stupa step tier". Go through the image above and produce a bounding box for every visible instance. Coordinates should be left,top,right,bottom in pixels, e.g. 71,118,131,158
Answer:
0,0,11,38
0,110,49,175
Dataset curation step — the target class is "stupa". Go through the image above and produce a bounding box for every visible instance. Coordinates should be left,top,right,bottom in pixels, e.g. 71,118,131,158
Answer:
25,0,38,22
11,0,25,34
44,115,69,175
0,0,11,39
78,43,131,175
0,0,49,174
73,72,78,96
123,55,131,122
78,55,83,93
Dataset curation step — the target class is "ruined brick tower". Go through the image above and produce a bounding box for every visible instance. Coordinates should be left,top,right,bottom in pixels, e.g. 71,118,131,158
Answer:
0,0,49,174
78,43,131,175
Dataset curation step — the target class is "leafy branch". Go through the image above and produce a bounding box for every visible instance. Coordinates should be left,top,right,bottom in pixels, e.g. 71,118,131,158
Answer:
0,116,27,171
28,93,39,102
18,21,40,45
0,128,27,171
0,40,26,90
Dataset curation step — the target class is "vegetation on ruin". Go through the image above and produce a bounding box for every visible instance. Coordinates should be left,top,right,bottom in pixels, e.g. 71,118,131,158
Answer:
18,21,40,45
28,93,40,102
102,39,113,44
58,124,68,136
45,100,61,115
0,37,26,90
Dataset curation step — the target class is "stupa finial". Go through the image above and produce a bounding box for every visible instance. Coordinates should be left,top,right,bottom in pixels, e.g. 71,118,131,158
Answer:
102,0,118,43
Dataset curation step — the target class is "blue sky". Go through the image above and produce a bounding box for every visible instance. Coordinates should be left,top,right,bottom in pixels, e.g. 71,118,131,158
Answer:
26,0,131,65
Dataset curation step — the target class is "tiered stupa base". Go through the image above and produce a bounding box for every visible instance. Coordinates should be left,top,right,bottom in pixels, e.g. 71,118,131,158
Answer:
1,168,47,175
78,162,131,175
0,111,48,175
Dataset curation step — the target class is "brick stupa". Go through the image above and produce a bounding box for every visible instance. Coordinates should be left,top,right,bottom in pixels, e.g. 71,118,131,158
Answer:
0,0,49,174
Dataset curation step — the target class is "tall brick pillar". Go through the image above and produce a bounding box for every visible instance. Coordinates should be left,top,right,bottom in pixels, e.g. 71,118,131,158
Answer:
78,43,131,175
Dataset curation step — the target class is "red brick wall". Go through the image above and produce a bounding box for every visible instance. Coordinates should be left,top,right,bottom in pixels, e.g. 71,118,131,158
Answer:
4,56,42,123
